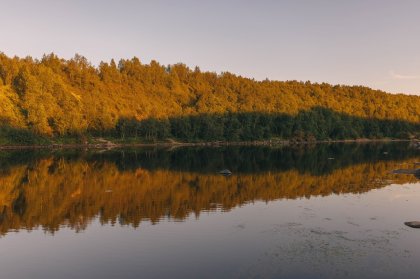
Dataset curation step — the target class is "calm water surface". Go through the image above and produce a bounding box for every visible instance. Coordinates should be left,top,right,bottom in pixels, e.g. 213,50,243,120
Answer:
0,143,419,279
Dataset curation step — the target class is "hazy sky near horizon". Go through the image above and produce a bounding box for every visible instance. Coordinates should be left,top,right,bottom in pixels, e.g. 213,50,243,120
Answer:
1,0,420,95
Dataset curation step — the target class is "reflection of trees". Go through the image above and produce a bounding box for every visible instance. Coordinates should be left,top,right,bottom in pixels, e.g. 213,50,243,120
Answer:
0,156,417,235
88,143,419,176
2,142,418,175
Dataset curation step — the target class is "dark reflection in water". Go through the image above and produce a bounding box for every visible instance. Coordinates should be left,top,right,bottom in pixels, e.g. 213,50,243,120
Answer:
0,143,418,235
1,143,420,279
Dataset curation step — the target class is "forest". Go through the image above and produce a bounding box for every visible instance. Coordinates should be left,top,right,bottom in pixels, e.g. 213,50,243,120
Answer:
0,52,419,144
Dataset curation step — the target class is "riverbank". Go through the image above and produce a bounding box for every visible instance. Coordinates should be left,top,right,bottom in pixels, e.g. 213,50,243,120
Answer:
0,138,415,150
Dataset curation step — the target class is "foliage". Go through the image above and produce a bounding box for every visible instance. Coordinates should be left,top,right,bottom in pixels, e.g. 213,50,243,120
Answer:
0,52,419,142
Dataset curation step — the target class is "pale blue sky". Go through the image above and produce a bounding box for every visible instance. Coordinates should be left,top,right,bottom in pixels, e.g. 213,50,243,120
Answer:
1,0,420,94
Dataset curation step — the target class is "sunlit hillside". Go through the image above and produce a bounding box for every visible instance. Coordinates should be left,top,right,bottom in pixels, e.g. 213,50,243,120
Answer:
0,53,419,143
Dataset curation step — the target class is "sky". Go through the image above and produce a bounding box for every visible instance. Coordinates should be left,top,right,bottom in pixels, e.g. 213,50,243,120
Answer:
1,0,420,95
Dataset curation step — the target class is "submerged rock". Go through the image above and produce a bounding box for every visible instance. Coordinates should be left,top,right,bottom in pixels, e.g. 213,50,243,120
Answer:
392,169,420,179
392,169,420,174
219,169,232,176
405,221,420,229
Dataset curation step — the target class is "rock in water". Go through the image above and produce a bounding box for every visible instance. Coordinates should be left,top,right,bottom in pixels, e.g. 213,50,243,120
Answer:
393,168,420,179
405,221,420,228
219,169,232,176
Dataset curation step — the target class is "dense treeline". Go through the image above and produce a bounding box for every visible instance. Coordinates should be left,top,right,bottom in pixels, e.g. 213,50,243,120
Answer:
116,109,419,142
0,52,419,143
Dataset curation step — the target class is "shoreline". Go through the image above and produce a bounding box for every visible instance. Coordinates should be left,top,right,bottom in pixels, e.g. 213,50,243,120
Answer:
0,138,414,151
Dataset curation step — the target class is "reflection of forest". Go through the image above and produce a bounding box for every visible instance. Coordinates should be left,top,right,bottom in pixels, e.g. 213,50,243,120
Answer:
0,144,418,235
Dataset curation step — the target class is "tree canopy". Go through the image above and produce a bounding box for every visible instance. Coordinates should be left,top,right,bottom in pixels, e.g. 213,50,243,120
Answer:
0,52,419,143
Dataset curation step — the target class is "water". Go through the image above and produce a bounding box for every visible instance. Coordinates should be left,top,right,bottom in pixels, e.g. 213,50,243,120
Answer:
0,143,419,278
